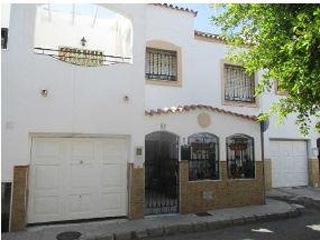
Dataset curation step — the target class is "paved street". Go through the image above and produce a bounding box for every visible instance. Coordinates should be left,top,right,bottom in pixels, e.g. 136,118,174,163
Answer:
148,205,320,240
1,187,319,240
149,187,320,240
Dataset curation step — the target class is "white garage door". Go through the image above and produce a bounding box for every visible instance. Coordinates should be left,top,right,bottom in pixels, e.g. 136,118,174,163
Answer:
270,140,308,188
28,137,128,223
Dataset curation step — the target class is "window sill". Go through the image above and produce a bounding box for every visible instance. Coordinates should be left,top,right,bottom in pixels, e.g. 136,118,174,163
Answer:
146,79,182,88
227,178,256,181
223,100,258,108
188,179,222,183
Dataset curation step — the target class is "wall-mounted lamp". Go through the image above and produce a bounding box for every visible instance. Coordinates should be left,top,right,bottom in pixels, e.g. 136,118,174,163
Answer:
81,37,87,47
123,95,129,102
41,89,48,97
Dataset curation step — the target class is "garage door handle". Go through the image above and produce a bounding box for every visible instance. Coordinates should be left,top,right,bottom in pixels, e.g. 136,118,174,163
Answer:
80,160,83,164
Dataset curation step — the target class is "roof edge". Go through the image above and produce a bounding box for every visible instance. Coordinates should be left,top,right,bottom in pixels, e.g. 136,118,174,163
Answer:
150,3,198,17
194,30,226,43
145,104,258,122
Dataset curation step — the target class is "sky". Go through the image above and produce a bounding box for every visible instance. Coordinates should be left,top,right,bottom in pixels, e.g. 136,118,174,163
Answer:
1,3,220,34
175,3,221,34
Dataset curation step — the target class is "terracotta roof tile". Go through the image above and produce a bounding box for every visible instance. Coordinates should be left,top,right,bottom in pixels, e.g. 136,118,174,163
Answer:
151,3,198,17
145,104,257,121
194,30,225,43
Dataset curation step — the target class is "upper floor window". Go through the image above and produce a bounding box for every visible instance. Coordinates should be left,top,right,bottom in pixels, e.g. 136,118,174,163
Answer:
224,64,255,103
226,134,255,179
1,28,8,49
145,47,177,81
188,132,219,181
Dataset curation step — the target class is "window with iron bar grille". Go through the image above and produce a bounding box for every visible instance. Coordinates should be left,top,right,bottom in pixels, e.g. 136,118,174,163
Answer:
224,64,255,103
145,47,177,81
227,134,255,179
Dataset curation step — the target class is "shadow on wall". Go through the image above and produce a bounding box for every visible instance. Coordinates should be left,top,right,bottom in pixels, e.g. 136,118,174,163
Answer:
1,182,12,232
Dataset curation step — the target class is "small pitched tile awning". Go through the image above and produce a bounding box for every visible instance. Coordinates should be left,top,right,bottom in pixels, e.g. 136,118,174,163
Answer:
151,3,198,17
194,30,225,42
145,104,257,121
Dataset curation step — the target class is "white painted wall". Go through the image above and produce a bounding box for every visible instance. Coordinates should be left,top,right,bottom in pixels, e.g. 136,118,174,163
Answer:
1,4,11,28
145,5,196,108
1,4,146,181
34,5,132,58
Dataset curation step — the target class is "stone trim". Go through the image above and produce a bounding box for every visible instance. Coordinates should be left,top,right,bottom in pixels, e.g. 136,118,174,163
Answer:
309,159,320,187
10,165,29,231
264,159,272,190
180,161,264,214
128,163,145,219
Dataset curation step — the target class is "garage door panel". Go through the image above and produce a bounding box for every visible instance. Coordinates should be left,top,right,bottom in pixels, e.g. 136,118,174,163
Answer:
33,196,60,215
67,193,94,213
69,165,97,189
71,141,95,160
100,192,126,213
32,139,63,164
101,164,126,189
34,166,60,191
270,140,308,188
28,137,128,223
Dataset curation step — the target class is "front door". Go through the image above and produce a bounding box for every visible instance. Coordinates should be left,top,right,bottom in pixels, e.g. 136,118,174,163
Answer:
145,131,179,215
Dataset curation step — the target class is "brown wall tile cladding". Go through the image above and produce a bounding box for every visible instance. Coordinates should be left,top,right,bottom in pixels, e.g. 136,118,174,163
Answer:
10,165,29,231
128,164,145,219
309,159,320,187
264,159,272,190
180,161,264,214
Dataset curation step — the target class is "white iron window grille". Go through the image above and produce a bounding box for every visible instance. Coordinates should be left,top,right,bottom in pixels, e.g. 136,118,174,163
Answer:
226,134,255,179
145,48,177,81
224,64,255,103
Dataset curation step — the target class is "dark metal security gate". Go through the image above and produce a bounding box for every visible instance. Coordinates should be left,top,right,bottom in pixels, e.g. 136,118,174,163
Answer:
145,131,179,215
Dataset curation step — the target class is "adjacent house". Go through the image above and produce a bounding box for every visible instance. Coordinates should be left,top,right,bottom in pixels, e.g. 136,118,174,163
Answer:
1,3,319,232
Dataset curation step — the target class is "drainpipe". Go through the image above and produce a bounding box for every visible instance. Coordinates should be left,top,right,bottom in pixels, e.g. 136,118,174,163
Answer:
260,118,268,205
317,138,320,186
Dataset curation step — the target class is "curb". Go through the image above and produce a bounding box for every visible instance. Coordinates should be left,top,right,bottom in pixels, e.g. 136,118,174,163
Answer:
87,208,301,240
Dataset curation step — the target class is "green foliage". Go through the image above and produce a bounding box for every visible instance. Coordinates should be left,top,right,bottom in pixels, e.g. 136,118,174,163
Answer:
212,4,320,135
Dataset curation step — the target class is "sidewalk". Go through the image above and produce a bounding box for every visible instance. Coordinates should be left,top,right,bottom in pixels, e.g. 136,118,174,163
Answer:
1,198,300,240
267,186,320,201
